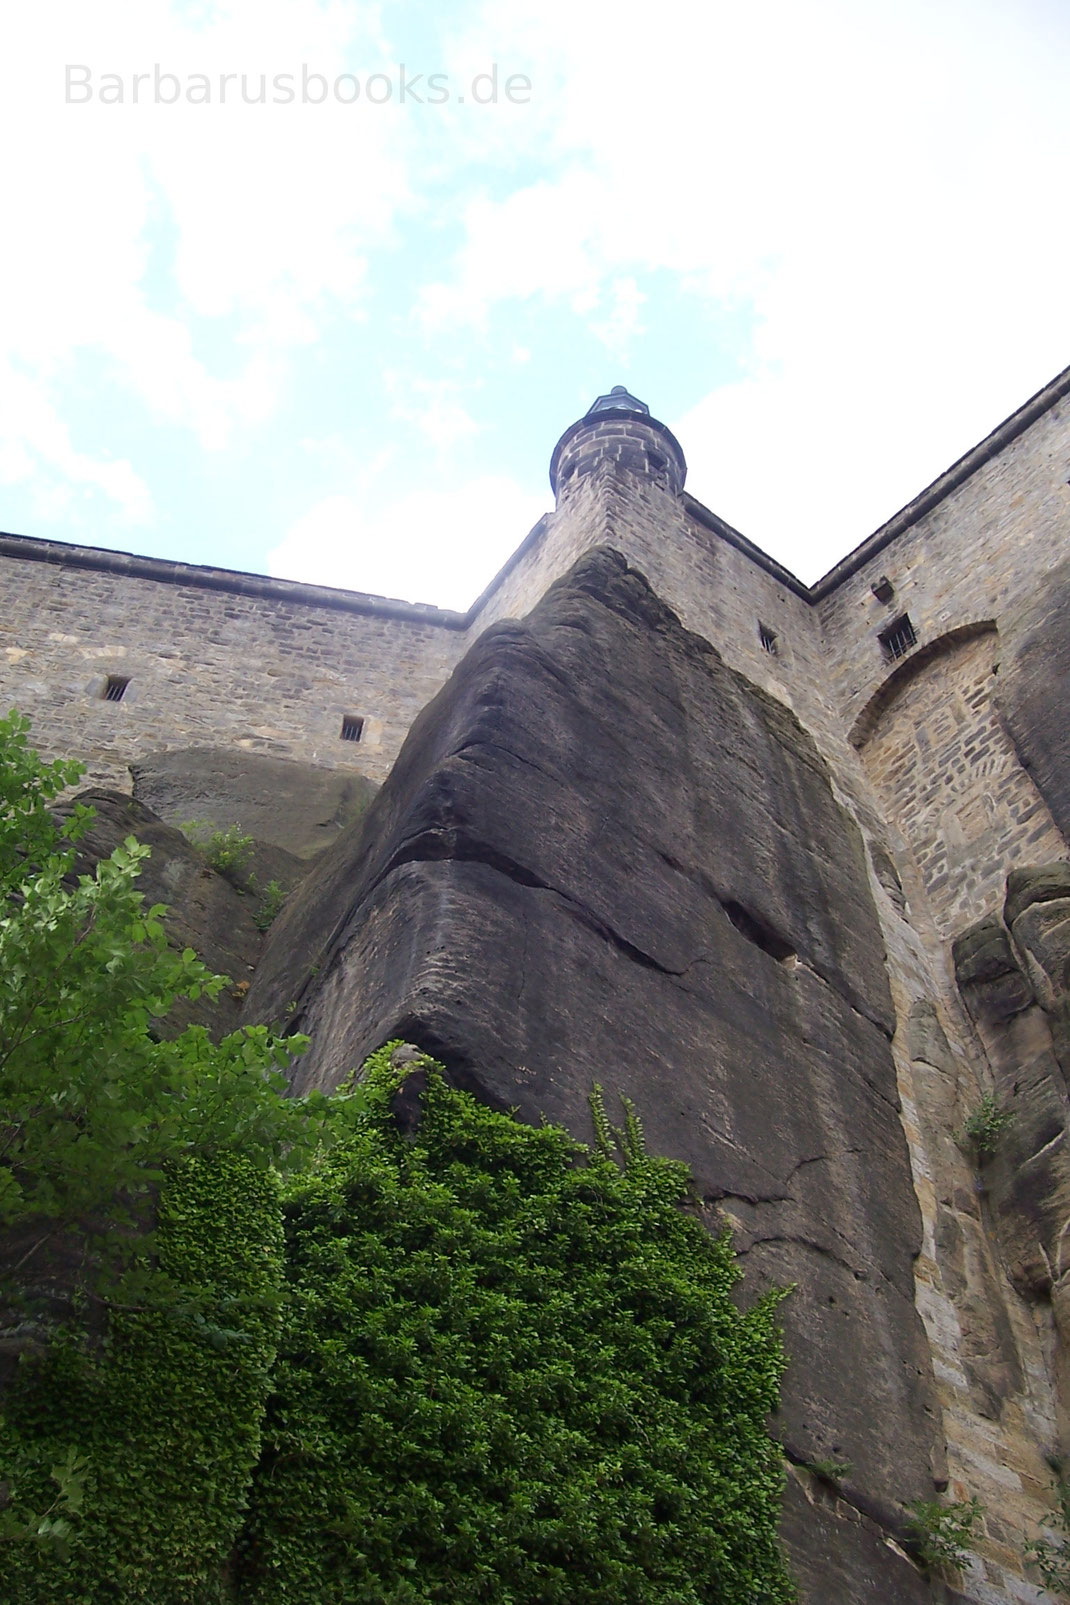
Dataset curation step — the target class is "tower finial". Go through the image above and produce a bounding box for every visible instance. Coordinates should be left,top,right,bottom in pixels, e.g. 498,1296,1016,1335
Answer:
586,385,651,418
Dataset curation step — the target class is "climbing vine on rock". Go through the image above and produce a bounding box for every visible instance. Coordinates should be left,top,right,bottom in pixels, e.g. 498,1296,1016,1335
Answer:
234,1051,795,1604
0,1154,284,1603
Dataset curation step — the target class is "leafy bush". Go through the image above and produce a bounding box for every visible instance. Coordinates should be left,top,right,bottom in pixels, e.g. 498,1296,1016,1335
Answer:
905,1496,981,1573
1026,1475,1070,1596
253,878,287,933
0,713,796,1602
0,711,355,1596
959,1092,1014,1161
234,1056,795,1604
180,819,255,880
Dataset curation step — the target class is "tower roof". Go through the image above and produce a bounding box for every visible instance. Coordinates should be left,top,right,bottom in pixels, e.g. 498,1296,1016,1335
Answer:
585,385,650,417
550,388,686,496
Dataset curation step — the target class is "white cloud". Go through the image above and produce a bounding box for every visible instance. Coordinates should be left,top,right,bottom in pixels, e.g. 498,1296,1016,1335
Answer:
267,475,548,610
387,375,482,453
4,0,1070,596
590,277,645,356
424,0,1070,575
0,0,411,512
0,358,152,525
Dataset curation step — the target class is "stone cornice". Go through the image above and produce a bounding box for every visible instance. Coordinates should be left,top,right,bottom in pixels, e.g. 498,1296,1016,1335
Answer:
0,531,469,629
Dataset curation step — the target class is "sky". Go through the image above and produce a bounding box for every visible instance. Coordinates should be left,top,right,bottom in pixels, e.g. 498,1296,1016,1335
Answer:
1,0,1069,610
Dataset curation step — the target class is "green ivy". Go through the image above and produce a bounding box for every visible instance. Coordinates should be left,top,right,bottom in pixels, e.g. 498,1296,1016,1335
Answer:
0,1153,283,1602
0,716,796,1603
233,1050,795,1604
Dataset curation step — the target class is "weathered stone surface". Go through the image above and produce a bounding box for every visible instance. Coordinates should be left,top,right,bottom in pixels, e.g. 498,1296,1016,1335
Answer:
999,555,1070,839
907,999,959,1076
868,838,908,914
904,1002,1024,1422
1010,898,1070,1012
249,549,942,1596
53,789,262,1035
954,869,1070,1452
1005,862,1070,928
779,1476,967,1605
952,918,1034,1023
130,746,376,863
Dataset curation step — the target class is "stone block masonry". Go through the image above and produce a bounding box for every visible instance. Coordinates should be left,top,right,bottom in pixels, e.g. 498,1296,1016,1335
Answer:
0,535,466,791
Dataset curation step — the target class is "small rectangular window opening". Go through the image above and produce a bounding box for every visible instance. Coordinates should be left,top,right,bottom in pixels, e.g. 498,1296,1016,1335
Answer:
759,623,778,656
103,675,130,703
879,614,918,662
871,575,896,605
340,714,364,743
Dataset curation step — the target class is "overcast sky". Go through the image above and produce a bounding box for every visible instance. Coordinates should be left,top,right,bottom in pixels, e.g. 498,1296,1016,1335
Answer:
2,0,1068,609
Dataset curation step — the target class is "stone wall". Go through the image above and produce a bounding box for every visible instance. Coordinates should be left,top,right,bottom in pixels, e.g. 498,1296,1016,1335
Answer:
0,536,464,790
818,388,1070,753
856,628,1064,936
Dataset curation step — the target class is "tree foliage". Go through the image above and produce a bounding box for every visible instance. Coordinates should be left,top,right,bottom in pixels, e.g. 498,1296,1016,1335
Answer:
0,713,794,1602
0,711,328,1285
0,711,342,1598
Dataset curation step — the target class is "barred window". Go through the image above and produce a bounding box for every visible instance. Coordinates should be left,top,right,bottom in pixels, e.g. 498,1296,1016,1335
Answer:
879,614,918,662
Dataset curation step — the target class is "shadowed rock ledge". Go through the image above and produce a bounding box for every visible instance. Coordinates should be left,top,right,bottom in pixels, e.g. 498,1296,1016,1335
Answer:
247,547,946,1601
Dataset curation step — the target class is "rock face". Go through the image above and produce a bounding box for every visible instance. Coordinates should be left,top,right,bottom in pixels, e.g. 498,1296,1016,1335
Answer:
999,554,1070,838
130,746,376,862
954,862,1070,1452
53,790,266,1036
249,548,944,1599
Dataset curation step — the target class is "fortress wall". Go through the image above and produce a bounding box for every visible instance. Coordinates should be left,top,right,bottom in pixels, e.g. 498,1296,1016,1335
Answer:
457,436,1069,1586
467,458,837,745
810,392,1070,1599
857,630,1063,936
0,543,463,790
850,750,1067,1603
817,397,1069,734
813,397,1070,932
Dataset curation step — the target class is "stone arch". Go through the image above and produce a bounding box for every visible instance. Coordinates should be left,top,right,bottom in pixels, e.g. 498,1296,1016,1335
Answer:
851,620,1063,934
849,620,998,750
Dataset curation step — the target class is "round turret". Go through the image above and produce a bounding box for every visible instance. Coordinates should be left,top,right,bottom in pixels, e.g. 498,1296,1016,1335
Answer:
549,386,687,501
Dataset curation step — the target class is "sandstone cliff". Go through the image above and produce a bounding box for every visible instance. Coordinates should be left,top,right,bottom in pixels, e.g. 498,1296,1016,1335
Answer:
245,548,958,1601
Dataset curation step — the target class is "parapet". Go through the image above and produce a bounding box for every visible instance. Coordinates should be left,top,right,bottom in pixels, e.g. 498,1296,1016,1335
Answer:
549,385,687,501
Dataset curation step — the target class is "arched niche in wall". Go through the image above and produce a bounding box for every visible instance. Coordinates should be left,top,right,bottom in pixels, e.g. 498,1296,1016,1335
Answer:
849,620,1062,936
849,620,998,751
